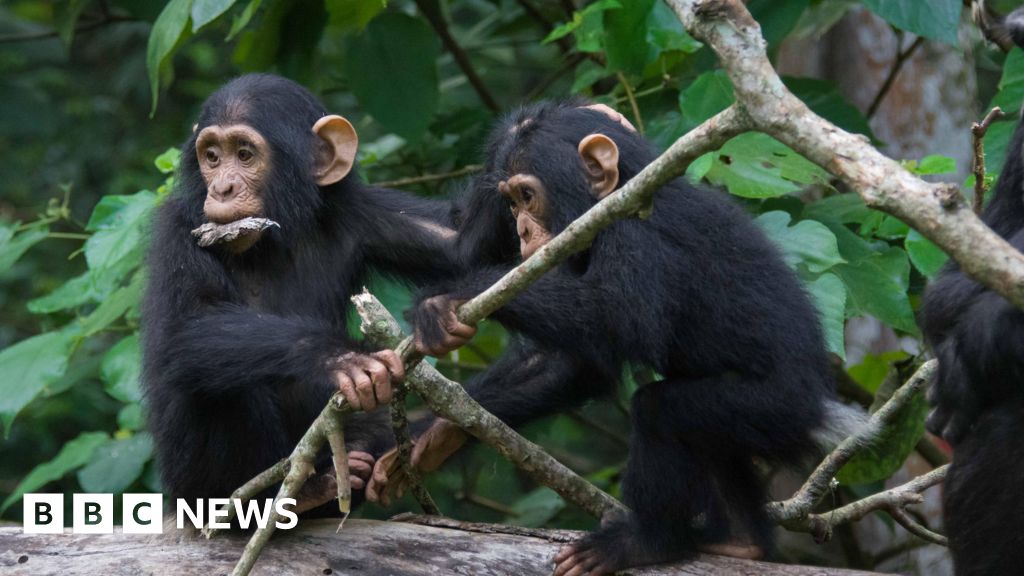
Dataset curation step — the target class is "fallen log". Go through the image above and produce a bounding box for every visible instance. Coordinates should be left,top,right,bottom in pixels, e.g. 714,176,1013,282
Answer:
0,517,887,575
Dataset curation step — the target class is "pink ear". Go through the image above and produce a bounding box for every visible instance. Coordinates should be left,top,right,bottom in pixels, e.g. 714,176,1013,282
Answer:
577,134,620,199
312,115,358,186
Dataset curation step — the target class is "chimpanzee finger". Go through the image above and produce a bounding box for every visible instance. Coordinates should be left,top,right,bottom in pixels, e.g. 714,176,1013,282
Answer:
372,349,405,383
349,451,375,466
349,475,365,490
335,372,360,411
350,368,376,411
552,545,576,564
365,360,391,405
444,316,477,340
348,457,373,479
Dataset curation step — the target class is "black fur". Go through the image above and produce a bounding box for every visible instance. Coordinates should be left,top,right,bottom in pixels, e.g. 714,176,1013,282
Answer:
921,10,1024,571
142,74,457,511
413,100,840,569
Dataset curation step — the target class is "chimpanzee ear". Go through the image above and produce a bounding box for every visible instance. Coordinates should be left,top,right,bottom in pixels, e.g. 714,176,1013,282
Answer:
577,133,619,199
312,115,358,186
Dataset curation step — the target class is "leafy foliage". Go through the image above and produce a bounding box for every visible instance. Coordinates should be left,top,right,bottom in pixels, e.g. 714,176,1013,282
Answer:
0,0,995,557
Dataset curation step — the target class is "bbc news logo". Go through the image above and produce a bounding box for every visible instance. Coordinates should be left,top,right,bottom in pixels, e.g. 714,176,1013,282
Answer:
23,494,298,533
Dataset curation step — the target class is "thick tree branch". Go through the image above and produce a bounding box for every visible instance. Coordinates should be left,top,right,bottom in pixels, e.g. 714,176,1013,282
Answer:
666,0,1024,310
353,291,625,520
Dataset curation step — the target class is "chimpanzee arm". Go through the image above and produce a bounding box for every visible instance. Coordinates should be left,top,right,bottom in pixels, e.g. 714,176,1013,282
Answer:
355,187,462,284
460,338,618,429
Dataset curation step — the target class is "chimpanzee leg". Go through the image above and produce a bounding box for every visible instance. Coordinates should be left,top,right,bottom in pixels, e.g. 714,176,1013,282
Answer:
554,376,809,575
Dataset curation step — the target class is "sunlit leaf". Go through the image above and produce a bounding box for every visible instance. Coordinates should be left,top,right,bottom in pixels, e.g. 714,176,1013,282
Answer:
101,335,142,404
146,0,193,115
191,0,235,32
755,211,845,274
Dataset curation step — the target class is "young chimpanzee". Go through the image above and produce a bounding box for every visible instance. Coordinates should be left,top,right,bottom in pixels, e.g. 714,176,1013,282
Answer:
921,4,1024,573
386,101,857,573
142,74,458,515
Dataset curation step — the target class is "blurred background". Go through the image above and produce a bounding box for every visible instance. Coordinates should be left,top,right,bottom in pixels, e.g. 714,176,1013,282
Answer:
1,1,1019,573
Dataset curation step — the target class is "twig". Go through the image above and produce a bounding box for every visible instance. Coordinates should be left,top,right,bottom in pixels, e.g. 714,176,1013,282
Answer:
616,72,645,134
789,466,948,546
768,360,937,523
867,35,924,119
389,382,441,515
202,458,290,537
971,106,1007,214
516,0,574,54
414,0,500,112
373,164,482,188
323,410,352,523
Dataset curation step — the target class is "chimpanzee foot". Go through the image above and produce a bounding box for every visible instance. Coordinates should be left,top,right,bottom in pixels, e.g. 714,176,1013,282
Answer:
700,541,764,560
552,522,682,576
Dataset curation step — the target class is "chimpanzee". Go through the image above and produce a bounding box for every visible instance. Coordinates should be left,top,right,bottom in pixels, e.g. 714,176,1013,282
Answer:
921,4,1024,573
370,100,859,573
142,73,459,515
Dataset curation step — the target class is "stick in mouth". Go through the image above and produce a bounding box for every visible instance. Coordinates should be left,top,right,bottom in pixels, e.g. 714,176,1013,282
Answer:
191,217,280,248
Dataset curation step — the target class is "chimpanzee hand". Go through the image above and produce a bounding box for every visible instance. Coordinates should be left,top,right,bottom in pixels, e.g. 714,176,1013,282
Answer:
583,103,637,132
413,295,477,356
924,346,979,446
332,350,404,411
293,452,373,513
365,419,469,506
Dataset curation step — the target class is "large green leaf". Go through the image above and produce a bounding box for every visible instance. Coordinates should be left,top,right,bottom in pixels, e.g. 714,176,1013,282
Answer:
101,335,143,404
992,48,1024,111
755,211,845,274
0,331,75,435
747,0,810,51
603,0,655,74
191,0,235,32
84,191,155,275
905,229,948,278
77,433,154,494
860,0,961,46
346,13,440,142
838,389,927,485
146,0,193,114
646,1,701,56
507,488,565,528
829,224,916,333
27,272,101,314
0,225,48,275
0,431,109,514
805,273,847,358
704,132,830,198
56,0,92,47
679,70,734,127
326,0,386,32
802,194,872,225
77,278,144,337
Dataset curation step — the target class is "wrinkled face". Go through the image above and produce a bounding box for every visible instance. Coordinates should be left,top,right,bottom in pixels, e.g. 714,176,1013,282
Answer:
196,124,270,226
498,173,553,259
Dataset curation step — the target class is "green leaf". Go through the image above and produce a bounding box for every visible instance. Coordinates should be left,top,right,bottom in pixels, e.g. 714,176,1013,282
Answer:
78,278,144,337
704,132,830,198
346,13,440,142
544,0,620,44
56,0,92,47
571,60,611,93
84,191,156,275
905,229,948,278
227,0,263,41
27,272,97,314
77,433,154,494
805,273,847,359
0,225,48,275
0,431,109,514
980,118,1016,182
192,0,235,32
848,351,910,393
747,0,810,51
101,335,142,404
903,154,957,176
830,227,916,334
146,0,193,115
0,331,75,435
860,0,960,46
755,211,845,274
679,70,735,127
603,0,655,74
326,0,387,33
838,389,927,485
785,77,875,140
992,48,1024,111
802,194,872,225
154,148,181,174
646,1,701,55
118,404,145,431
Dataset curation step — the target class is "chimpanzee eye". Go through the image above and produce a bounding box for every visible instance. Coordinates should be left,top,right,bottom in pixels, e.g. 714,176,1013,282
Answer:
521,188,534,203
238,148,253,162
205,149,219,165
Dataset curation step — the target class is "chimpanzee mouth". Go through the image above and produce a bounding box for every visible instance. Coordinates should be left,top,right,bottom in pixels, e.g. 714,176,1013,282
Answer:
191,217,280,247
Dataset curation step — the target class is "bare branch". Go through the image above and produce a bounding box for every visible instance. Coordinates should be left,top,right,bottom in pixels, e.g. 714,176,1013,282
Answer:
666,0,1024,310
414,0,500,112
866,34,924,120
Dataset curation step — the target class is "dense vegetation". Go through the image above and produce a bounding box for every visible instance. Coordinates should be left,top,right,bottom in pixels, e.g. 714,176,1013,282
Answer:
1,0,1019,570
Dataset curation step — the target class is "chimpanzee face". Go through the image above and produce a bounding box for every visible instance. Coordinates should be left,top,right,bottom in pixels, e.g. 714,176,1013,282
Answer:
496,133,621,259
190,113,358,253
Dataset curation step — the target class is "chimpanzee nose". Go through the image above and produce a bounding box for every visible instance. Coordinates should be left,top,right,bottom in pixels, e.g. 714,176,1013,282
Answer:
210,180,235,202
